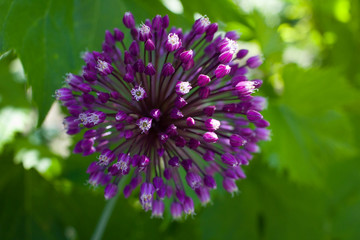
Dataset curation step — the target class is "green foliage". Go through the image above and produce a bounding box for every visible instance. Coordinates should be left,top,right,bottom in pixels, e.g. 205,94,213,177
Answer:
1,0,360,239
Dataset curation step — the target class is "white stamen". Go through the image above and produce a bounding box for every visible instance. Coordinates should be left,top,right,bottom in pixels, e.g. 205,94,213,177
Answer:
199,15,210,27
179,81,192,94
96,60,110,73
131,86,146,101
137,118,152,133
98,155,110,166
168,33,180,45
139,24,151,35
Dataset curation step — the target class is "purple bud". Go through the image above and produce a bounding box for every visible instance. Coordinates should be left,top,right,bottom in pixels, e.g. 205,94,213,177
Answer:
247,110,263,122
236,49,248,59
145,39,155,51
204,175,217,189
168,156,180,167
186,117,195,127
129,41,140,56
181,159,193,171
105,30,115,45
55,88,73,101
159,133,169,144
197,74,211,87
180,50,193,64
114,28,124,41
162,15,169,28
234,166,246,179
219,51,233,64
176,190,186,203
73,140,84,154
235,81,256,96
230,134,247,147
221,153,238,167
145,63,156,76
150,109,161,120
130,28,138,40
183,196,195,215
123,12,135,29
129,175,142,188
195,187,211,205
123,185,132,198
115,110,127,121
186,172,202,189
170,108,184,119
204,106,216,116
97,92,110,103
123,72,134,83
205,118,221,131
175,136,186,147
222,178,238,194
175,97,187,108
255,128,271,141
245,142,260,153
188,138,200,149
225,31,240,40
86,161,100,174
152,200,165,218
203,132,218,143
153,176,164,190
171,202,183,219
206,23,218,36
246,55,262,68
214,64,231,78
254,119,270,128
157,185,167,199
104,183,118,199
152,15,162,32
161,63,175,76
133,59,145,73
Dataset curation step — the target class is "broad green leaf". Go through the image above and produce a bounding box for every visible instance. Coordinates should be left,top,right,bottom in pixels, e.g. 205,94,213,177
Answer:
262,64,358,185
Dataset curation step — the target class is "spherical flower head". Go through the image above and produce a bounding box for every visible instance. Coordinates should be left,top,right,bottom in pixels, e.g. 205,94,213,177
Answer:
57,12,270,220
175,81,192,95
131,86,146,101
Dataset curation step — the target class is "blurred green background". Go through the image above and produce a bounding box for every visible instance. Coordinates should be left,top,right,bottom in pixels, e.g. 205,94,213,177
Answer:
1,0,360,239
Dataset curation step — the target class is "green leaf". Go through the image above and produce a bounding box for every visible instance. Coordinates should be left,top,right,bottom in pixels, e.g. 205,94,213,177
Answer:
262,64,358,185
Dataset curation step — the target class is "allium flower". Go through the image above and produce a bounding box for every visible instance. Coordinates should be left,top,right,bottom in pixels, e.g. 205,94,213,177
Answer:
56,12,270,219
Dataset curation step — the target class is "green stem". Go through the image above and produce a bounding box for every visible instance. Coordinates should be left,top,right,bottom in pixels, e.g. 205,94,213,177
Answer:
90,177,127,240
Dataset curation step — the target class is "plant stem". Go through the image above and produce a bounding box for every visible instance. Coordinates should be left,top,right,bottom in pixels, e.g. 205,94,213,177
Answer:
90,177,127,240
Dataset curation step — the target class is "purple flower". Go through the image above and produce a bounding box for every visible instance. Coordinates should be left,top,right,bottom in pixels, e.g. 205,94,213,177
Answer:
56,12,270,220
